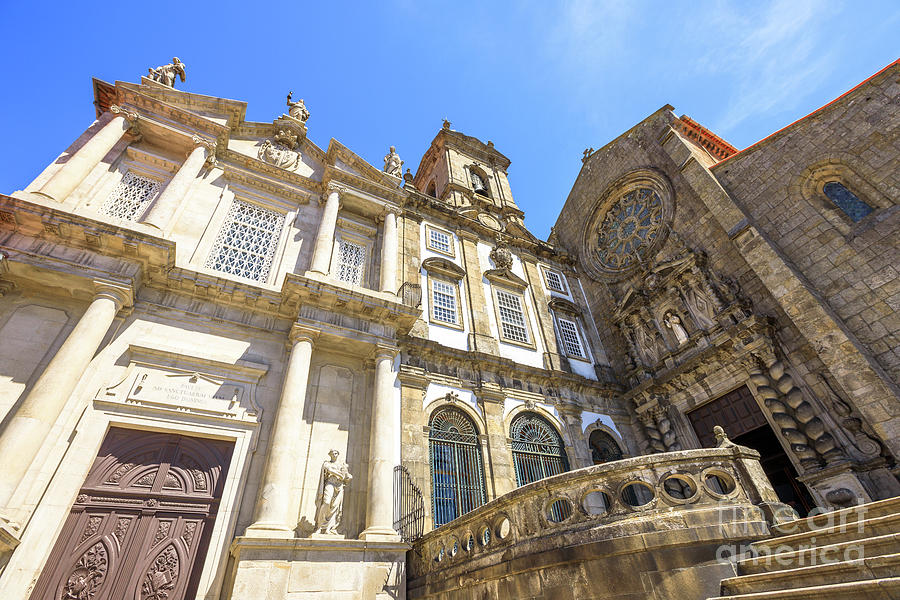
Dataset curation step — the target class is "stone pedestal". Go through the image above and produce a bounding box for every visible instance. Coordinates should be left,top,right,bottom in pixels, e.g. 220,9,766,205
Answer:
228,536,408,600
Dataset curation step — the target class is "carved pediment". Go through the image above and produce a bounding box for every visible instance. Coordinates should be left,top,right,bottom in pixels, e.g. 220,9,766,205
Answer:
422,257,466,280
549,297,581,315
484,268,528,290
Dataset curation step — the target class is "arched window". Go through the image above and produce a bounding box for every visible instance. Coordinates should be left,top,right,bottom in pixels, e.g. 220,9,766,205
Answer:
823,181,873,223
426,181,437,198
589,430,624,464
429,407,486,527
510,412,569,487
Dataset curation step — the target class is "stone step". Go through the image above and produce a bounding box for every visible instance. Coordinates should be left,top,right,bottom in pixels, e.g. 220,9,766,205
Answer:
720,553,900,595
708,577,900,600
739,532,900,575
753,512,900,555
771,497,900,537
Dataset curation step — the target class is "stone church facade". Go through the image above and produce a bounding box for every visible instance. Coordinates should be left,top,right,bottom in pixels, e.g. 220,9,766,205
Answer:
0,58,896,599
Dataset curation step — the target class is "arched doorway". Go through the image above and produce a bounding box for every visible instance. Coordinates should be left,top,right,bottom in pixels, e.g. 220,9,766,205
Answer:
509,412,569,487
428,406,487,527
589,429,624,464
30,428,232,600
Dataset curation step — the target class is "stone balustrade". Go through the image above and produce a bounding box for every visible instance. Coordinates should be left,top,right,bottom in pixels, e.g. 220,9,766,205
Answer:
408,446,793,598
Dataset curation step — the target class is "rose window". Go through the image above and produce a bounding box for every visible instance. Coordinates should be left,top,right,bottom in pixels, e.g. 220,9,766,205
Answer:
595,188,663,271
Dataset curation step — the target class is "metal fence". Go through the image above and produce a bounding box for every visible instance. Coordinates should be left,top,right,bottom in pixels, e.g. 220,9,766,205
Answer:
393,465,425,543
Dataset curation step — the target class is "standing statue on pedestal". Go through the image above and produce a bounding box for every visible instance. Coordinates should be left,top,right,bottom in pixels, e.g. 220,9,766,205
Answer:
664,312,689,345
286,92,310,123
383,146,404,177
148,57,186,88
314,449,352,535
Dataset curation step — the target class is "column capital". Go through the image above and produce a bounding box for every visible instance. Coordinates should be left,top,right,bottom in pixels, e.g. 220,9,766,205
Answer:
372,344,399,361
288,323,319,346
109,105,141,141
92,279,134,310
323,181,347,200
191,134,218,166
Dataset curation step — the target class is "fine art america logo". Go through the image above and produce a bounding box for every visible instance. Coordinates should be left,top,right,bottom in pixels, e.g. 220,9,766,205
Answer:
714,501,869,566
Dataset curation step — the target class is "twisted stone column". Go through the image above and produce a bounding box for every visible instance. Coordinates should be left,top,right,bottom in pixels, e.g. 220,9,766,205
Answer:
142,135,216,230
246,325,316,537
36,106,138,202
310,184,342,274
0,282,131,509
360,345,400,541
379,208,399,293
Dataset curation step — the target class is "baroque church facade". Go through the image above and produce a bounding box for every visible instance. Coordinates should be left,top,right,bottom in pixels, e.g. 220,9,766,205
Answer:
0,57,897,599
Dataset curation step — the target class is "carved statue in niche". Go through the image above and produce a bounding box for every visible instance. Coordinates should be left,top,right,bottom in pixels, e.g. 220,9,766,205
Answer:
383,146,404,177
314,449,352,535
631,317,661,366
148,57,186,88
663,312,689,345
286,91,310,122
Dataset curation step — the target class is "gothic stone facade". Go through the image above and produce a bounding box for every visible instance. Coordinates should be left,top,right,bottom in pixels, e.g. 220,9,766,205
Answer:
0,59,897,599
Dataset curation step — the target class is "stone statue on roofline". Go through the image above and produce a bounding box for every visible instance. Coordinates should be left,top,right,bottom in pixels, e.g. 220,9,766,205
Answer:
286,91,310,123
383,146,403,178
148,57,186,88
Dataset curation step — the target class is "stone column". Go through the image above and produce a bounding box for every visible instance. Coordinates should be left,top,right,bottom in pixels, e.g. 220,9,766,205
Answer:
142,135,216,231
0,281,131,509
246,324,317,537
379,208,399,294
36,106,138,202
360,345,400,540
477,383,516,499
310,184,343,274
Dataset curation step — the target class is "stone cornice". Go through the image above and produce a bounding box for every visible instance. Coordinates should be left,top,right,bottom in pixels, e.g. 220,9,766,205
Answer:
421,257,466,280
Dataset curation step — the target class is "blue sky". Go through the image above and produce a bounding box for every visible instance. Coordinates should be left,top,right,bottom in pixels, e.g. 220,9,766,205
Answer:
1,1,897,240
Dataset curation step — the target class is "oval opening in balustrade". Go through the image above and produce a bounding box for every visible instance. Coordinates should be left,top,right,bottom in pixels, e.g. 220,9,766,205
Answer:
480,526,491,546
704,471,736,496
662,475,697,501
547,498,573,523
621,482,655,507
449,538,459,558
582,490,612,516
434,546,444,563
464,533,475,552
495,516,512,540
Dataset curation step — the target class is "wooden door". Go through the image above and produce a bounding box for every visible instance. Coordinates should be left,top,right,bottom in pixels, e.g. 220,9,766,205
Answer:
30,428,232,600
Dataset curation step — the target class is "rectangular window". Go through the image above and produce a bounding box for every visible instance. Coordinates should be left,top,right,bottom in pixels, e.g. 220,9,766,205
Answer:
496,289,530,344
431,279,458,325
426,225,454,256
557,317,586,359
335,240,367,285
543,268,567,293
205,199,284,282
100,171,161,221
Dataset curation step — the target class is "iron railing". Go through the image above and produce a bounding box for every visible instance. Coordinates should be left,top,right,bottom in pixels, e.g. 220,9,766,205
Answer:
393,465,425,543
399,282,422,307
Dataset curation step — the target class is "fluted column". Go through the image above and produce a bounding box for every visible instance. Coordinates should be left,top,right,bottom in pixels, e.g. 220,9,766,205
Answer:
37,106,138,202
379,207,399,293
360,345,400,540
142,135,216,231
0,281,131,509
247,324,317,537
310,184,342,274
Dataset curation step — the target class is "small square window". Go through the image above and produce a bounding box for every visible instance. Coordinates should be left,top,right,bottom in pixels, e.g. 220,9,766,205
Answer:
426,225,455,257
557,318,586,359
431,279,459,325
495,289,530,344
543,268,567,293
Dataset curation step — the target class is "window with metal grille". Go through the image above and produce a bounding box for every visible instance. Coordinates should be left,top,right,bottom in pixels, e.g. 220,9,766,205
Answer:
510,412,570,518
205,199,283,283
335,240,366,285
823,181,873,223
100,171,161,221
496,289,529,343
431,279,458,325
557,318,585,358
544,269,566,293
429,407,486,527
428,228,452,255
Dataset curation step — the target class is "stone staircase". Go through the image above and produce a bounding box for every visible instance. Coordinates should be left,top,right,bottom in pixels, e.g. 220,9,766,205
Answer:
709,496,900,599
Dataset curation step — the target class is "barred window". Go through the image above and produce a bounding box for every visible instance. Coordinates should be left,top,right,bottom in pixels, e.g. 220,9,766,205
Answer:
100,171,161,221
496,289,529,343
428,228,452,255
544,269,566,293
557,318,585,358
205,199,284,282
335,240,366,285
431,279,458,324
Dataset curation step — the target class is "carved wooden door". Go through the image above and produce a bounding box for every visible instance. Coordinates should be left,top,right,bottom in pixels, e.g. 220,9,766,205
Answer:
30,428,232,600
